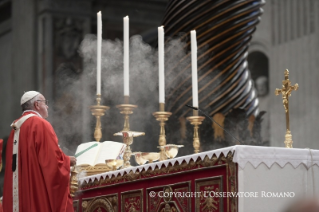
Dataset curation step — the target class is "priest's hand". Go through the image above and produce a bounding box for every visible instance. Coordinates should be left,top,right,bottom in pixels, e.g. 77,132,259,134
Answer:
69,156,77,166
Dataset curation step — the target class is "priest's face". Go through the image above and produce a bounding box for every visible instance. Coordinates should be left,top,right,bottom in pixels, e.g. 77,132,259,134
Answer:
34,94,49,118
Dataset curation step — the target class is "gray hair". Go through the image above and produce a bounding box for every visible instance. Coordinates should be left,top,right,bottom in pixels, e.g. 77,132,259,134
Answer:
21,94,40,111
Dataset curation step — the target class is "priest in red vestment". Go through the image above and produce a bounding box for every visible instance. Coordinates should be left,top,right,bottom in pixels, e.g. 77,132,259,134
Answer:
3,91,76,212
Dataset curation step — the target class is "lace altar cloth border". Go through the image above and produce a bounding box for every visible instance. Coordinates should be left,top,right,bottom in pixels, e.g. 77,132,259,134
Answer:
79,145,319,184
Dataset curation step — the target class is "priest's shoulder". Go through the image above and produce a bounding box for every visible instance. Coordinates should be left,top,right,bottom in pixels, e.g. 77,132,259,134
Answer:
22,113,53,129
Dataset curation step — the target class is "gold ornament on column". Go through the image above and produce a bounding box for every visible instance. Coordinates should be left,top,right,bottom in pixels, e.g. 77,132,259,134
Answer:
90,94,109,142
212,113,225,142
153,103,172,161
275,69,299,148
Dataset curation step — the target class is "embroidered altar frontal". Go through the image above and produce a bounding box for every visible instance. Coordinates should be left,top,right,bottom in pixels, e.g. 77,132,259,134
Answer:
75,145,319,212
74,151,237,212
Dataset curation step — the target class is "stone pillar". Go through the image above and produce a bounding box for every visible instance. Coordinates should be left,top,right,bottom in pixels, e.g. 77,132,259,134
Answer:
37,0,91,146
11,0,37,118
37,0,91,99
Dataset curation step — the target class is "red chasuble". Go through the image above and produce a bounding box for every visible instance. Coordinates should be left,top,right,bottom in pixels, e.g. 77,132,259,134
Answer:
3,111,73,212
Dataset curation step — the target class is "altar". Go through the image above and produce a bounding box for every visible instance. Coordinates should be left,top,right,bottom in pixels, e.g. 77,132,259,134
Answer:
73,145,319,212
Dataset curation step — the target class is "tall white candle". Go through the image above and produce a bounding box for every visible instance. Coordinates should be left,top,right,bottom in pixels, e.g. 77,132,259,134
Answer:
124,16,129,96
158,26,165,103
191,30,198,108
97,11,102,95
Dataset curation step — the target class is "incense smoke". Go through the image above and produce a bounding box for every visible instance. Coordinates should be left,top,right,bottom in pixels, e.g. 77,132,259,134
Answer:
54,33,192,155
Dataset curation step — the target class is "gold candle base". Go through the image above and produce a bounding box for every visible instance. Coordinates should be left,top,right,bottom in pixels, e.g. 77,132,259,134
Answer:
186,115,205,153
284,129,293,148
116,104,137,131
90,94,109,142
153,109,172,161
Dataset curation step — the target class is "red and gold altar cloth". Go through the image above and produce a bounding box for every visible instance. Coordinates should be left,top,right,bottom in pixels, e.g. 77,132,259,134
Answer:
74,145,319,212
74,146,237,212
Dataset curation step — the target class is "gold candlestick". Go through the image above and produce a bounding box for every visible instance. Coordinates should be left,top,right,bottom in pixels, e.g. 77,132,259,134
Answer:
90,94,109,142
187,110,205,153
114,96,145,168
275,69,298,148
153,103,172,161
116,103,137,132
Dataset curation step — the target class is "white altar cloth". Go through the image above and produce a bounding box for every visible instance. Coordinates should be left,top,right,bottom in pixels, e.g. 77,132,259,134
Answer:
236,146,319,212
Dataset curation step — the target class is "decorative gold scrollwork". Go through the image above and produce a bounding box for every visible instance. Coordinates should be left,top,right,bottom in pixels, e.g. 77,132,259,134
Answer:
80,152,234,192
83,197,115,212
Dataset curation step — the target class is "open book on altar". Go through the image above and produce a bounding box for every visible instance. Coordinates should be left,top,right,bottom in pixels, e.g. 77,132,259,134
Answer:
75,141,126,167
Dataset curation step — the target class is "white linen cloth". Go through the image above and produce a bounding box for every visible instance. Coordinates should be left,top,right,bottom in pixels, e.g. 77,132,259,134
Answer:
79,145,319,184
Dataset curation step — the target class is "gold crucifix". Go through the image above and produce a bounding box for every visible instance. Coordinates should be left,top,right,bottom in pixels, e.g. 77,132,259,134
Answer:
275,69,299,148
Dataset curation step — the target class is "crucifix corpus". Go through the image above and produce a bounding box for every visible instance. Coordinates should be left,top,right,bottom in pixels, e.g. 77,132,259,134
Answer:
275,69,299,148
